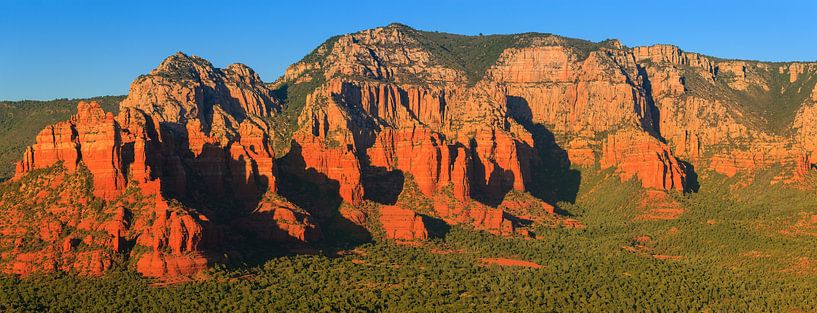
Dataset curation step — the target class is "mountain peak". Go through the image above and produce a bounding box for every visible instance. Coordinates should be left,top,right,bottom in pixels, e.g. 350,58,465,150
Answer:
161,51,206,64
150,51,216,81
383,22,414,30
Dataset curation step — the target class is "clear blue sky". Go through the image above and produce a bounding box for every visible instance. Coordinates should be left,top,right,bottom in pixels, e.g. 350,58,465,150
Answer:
1,0,815,100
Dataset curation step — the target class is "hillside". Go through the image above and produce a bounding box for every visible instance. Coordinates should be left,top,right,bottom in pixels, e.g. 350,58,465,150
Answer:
3,24,817,310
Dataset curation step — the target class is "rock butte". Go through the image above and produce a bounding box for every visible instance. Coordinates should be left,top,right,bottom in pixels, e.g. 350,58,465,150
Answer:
3,24,817,278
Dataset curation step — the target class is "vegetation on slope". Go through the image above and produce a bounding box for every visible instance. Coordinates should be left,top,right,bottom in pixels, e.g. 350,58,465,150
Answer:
391,23,622,84
268,74,326,156
0,96,123,179
265,23,626,152
4,167,817,311
672,60,816,136
5,24,817,311
733,65,817,134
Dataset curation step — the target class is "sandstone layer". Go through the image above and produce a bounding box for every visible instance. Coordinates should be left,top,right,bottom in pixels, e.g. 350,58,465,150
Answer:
5,24,817,278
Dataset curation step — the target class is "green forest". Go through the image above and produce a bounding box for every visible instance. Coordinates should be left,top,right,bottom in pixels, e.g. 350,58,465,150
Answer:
3,167,817,312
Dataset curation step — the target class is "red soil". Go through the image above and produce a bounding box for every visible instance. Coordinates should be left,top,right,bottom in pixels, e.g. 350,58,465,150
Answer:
636,190,685,220
479,257,543,268
429,248,464,255
652,254,683,261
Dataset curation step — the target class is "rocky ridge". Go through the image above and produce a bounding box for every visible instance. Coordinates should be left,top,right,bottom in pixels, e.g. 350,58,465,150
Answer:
3,24,817,278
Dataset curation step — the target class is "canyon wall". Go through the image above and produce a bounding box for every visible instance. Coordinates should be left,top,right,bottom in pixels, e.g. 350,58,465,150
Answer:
4,24,817,279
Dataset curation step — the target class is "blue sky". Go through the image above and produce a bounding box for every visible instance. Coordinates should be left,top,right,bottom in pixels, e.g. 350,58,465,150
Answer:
1,0,815,100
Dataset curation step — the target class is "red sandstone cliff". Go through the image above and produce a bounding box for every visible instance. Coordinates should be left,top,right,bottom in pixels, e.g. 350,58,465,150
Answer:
378,206,429,241
3,53,312,278
5,24,817,279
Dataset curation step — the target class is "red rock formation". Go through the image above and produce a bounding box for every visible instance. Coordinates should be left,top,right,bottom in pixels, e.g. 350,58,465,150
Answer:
468,205,515,236
120,52,278,124
73,102,126,199
487,45,655,137
133,194,209,278
5,52,308,279
0,168,122,276
99,207,129,252
471,128,530,195
234,196,321,243
281,26,575,239
368,127,470,201
15,101,126,200
565,139,596,167
291,133,364,205
708,145,804,179
795,153,811,180
236,120,277,192
6,251,58,276
317,27,466,83
601,130,686,192
71,250,114,276
431,197,525,237
15,122,79,174
136,252,208,278
378,205,428,241
138,195,203,254
633,44,718,71
449,145,471,202
31,25,817,278
329,80,447,128
637,44,817,180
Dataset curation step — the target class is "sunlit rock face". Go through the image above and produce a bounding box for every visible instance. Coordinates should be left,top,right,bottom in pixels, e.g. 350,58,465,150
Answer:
7,24,817,278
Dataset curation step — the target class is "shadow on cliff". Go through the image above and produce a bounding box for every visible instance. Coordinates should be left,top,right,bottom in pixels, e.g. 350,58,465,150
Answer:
469,141,514,207
636,65,667,142
277,141,372,248
212,141,375,268
155,137,269,223
506,96,582,208
139,123,317,270
360,158,405,205
358,154,453,239
422,215,451,239
681,160,700,193
635,67,701,193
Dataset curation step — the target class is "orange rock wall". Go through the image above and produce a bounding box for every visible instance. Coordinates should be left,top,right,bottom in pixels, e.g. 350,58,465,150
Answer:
601,130,686,191
378,206,428,241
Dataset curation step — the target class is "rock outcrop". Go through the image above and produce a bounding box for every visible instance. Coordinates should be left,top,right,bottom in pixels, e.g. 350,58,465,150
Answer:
367,127,471,202
3,54,309,278
132,194,209,278
6,24,817,278
15,101,126,199
378,206,428,241
120,52,278,124
634,44,817,181
234,195,322,243
601,130,686,191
